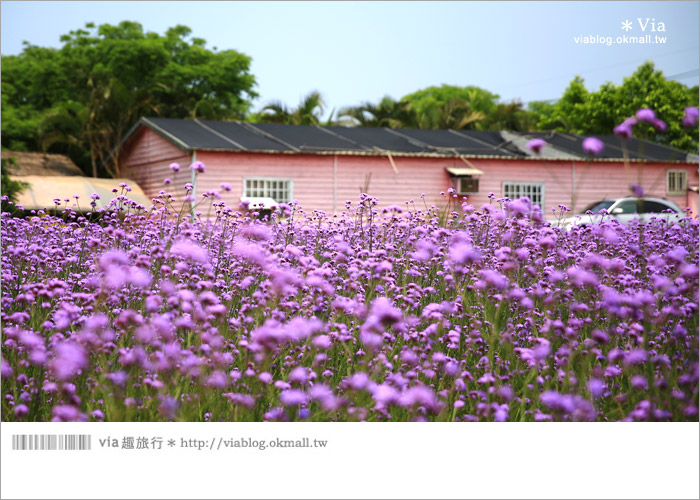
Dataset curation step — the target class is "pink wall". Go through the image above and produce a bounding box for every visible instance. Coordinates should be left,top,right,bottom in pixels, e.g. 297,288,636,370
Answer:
466,158,699,216
121,128,192,202
195,151,455,215
121,128,700,219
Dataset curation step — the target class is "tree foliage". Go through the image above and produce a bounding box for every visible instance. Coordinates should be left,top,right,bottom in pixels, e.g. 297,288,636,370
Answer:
528,62,699,152
339,85,531,132
255,90,326,126
1,21,257,177
1,156,28,211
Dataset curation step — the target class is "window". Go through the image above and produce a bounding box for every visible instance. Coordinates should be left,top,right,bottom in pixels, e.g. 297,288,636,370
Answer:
667,170,688,195
643,200,676,213
615,200,639,214
502,181,544,207
243,178,292,203
457,176,479,194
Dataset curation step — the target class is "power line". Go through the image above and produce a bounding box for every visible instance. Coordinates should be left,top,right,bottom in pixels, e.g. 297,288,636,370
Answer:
499,45,700,91
522,68,699,106
667,69,700,80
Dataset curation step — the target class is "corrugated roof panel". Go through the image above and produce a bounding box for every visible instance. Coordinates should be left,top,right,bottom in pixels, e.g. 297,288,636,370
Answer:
326,126,426,153
517,132,692,162
199,120,292,151
251,123,365,151
394,128,520,156
146,118,240,150
136,118,697,162
598,136,692,162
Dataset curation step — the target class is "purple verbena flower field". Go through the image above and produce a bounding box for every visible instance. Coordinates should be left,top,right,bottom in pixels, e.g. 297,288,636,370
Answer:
2,180,698,423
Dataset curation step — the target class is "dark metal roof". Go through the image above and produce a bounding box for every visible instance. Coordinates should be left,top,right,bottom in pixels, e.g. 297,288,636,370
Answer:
518,131,697,162
128,118,698,163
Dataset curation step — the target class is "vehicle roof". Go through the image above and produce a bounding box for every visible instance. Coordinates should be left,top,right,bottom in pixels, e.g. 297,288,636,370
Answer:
593,197,677,203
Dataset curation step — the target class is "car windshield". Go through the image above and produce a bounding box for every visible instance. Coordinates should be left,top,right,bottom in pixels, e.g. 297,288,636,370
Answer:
580,201,614,214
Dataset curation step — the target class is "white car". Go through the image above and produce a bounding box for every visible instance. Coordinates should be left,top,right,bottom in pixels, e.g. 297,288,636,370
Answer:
560,197,684,228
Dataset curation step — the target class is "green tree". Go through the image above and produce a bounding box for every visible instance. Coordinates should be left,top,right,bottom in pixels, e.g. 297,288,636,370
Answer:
1,156,28,211
401,85,498,130
256,90,326,125
339,85,528,131
529,62,699,152
487,100,531,131
337,96,414,128
1,21,257,177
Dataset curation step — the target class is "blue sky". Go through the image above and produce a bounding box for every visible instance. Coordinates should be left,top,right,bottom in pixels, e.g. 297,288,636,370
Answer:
1,1,698,120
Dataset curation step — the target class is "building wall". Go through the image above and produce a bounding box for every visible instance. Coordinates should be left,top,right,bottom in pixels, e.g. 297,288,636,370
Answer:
120,128,192,203
464,158,699,216
121,127,700,218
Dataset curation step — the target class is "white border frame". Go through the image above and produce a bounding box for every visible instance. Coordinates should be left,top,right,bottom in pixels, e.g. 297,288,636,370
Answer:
502,180,545,208
242,177,294,204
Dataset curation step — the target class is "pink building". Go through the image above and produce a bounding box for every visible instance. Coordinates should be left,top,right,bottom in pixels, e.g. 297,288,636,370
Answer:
119,118,699,218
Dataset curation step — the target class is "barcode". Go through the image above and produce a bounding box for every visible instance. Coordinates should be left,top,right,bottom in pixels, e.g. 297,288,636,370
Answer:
12,434,91,450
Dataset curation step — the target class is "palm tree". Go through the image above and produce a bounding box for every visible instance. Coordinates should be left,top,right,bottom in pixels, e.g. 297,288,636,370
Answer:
411,98,486,130
258,90,325,125
338,96,414,128
484,100,531,131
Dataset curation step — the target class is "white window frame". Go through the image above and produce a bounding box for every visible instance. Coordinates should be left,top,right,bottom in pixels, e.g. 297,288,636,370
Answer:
502,181,545,208
666,170,688,196
242,177,294,203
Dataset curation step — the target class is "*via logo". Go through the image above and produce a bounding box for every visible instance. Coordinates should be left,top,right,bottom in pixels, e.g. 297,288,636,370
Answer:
621,18,666,32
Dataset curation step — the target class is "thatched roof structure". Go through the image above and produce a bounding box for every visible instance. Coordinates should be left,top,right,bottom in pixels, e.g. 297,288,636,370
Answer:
1,151,84,177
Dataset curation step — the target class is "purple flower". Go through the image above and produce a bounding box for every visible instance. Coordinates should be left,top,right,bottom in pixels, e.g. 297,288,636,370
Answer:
220,182,233,192
170,240,208,264
682,106,698,127
449,243,482,266
14,404,30,418
527,138,547,154
652,118,667,131
400,385,442,413
476,269,507,291
288,367,308,385
50,342,88,381
371,384,400,407
158,395,180,420
169,162,181,172
624,349,648,366
367,297,403,327
346,372,371,391
682,115,697,128
635,108,656,123
312,335,332,350
629,183,645,198
613,123,633,140
106,371,129,387
190,161,206,174
582,137,604,156
506,198,530,217
0,358,12,378
279,389,308,406
206,371,228,389
540,391,575,413
588,379,605,399
51,405,86,422
630,375,648,391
